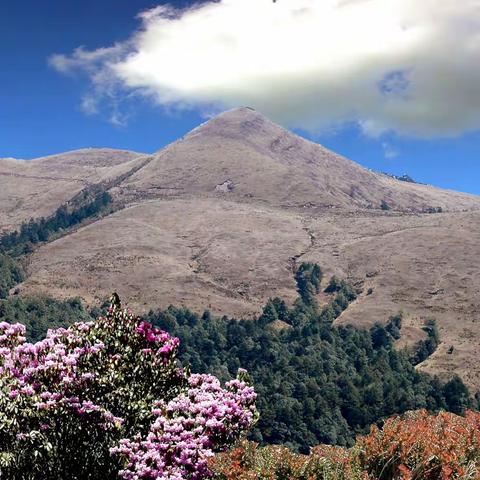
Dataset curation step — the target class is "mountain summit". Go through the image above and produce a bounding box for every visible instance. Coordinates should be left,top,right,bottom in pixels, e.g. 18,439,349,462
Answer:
120,107,480,212
2,108,480,389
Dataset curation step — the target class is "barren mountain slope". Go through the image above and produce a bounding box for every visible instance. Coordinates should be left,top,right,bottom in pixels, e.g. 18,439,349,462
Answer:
0,148,148,233
6,108,480,389
19,202,480,389
119,108,480,212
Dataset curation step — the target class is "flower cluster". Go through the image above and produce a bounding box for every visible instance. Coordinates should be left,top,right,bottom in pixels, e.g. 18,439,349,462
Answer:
0,298,256,480
0,321,27,347
137,321,180,359
112,373,257,479
0,319,123,429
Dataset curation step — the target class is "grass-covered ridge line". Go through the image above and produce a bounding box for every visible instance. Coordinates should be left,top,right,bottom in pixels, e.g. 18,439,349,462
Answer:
0,189,112,257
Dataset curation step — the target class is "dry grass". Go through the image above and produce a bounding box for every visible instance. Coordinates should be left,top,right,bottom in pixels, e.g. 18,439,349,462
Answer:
0,148,146,233
3,108,480,389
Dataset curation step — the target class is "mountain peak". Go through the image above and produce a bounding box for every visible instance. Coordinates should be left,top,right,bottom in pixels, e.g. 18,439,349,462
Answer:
214,106,258,119
124,108,480,214
183,107,289,145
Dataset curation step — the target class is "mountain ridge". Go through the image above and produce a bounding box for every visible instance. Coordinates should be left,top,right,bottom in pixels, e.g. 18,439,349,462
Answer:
117,107,480,213
0,148,148,233
2,107,480,390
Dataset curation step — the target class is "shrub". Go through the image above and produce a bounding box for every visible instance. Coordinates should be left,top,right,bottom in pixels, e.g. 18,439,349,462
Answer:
0,295,256,479
210,409,480,480
358,409,480,479
209,440,365,480
380,200,391,211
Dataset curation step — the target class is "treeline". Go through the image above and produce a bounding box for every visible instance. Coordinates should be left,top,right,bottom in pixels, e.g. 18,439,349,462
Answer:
0,191,112,256
410,318,439,365
0,261,476,453
0,189,112,300
0,254,24,299
144,264,475,452
0,295,92,341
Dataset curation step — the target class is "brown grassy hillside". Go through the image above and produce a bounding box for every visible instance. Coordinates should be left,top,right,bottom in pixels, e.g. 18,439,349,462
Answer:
0,148,147,233
120,108,480,212
3,108,480,389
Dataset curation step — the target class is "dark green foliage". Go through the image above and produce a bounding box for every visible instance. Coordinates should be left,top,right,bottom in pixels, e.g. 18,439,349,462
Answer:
258,299,280,326
295,263,323,305
385,313,402,340
324,276,353,296
396,174,415,183
425,206,443,214
1,261,475,454
443,375,471,415
370,323,391,349
0,296,93,342
0,191,112,256
410,319,439,365
143,265,473,452
0,254,24,299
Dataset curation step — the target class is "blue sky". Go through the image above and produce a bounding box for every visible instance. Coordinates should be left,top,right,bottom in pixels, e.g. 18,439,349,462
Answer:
1,0,479,195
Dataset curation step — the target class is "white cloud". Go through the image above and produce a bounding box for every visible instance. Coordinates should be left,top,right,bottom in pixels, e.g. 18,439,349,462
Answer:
49,46,124,75
50,0,480,138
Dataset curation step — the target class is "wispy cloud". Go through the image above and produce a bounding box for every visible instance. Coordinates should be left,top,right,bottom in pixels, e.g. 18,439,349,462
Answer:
80,95,98,116
50,0,480,138
382,142,400,159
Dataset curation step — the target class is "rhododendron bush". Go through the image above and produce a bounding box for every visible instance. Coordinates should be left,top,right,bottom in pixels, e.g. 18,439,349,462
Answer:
0,296,257,480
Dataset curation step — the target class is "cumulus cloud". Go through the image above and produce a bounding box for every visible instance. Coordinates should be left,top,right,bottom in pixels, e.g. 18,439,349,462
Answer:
50,0,480,137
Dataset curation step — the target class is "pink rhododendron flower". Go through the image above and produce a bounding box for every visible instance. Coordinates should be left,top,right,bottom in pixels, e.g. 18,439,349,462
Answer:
0,300,256,479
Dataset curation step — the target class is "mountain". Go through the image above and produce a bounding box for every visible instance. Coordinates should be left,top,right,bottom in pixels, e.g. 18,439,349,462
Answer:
2,107,480,389
120,108,479,211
